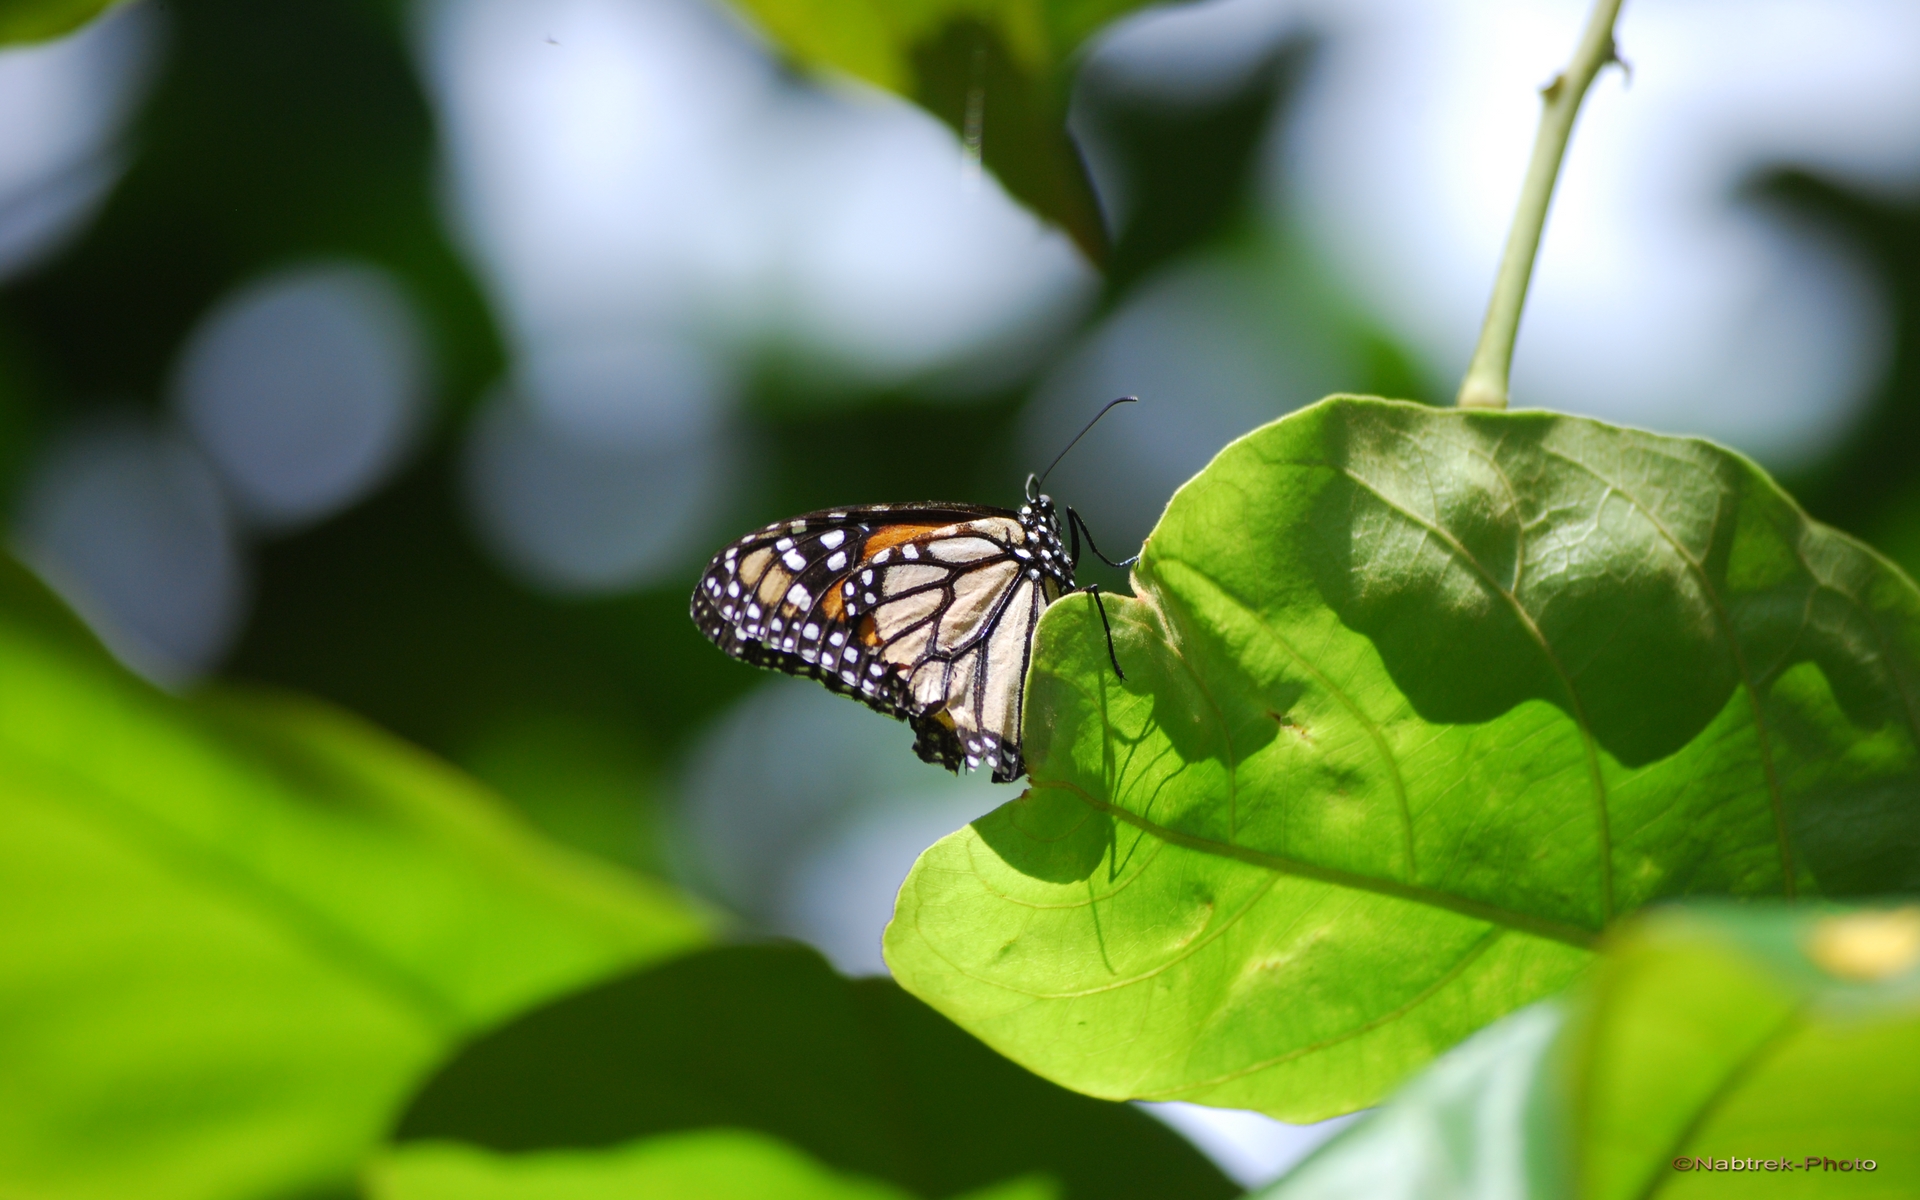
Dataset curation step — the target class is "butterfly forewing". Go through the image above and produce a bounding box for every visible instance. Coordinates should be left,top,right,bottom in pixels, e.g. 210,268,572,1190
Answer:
691,503,1073,782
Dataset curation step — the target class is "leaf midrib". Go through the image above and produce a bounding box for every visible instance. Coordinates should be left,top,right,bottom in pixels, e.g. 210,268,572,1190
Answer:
1635,1003,1808,1200
1050,779,1599,950
1043,583,1597,949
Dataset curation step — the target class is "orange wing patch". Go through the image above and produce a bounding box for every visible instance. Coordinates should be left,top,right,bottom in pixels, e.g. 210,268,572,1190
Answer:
860,523,949,560
819,586,847,623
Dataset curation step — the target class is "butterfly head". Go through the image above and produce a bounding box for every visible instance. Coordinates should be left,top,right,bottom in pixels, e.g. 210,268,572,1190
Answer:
1021,473,1060,525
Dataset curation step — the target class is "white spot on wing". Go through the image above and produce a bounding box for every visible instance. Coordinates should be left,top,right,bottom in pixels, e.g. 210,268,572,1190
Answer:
927,537,1000,564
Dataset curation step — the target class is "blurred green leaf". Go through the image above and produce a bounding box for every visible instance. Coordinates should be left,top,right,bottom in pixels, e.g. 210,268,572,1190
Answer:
1759,170,1920,555
396,943,1234,1200
0,556,708,1200
887,395,1920,1120
724,0,1154,260
1085,37,1312,290
370,1131,1058,1200
460,713,666,873
0,0,123,44
1259,903,1920,1198
1265,999,1570,1199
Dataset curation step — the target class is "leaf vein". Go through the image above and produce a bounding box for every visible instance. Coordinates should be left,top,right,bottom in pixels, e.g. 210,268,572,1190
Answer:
1055,778,1599,949
1332,463,1616,921
1540,446,1795,897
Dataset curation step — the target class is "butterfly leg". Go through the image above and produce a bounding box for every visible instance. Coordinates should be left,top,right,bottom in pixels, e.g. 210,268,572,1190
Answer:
1067,507,1140,570
1083,585,1126,682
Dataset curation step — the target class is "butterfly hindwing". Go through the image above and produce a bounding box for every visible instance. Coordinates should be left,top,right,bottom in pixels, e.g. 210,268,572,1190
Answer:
691,503,1073,782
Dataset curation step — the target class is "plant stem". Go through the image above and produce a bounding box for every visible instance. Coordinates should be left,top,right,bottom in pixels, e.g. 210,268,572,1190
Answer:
1456,0,1626,410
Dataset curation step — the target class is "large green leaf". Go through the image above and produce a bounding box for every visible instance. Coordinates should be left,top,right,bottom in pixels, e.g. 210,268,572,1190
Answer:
723,0,1154,259
886,396,1920,1120
0,558,708,1200
395,943,1233,1200
0,0,125,44
1260,903,1920,1198
370,1131,1056,1200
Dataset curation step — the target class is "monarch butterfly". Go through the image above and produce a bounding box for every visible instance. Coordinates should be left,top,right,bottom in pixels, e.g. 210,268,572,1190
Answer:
690,400,1135,783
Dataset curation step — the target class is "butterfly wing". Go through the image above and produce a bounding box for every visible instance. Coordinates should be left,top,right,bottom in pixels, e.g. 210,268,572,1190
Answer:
691,504,1072,783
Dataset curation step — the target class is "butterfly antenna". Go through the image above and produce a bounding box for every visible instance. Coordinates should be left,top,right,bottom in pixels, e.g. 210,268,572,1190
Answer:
1036,396,1137,492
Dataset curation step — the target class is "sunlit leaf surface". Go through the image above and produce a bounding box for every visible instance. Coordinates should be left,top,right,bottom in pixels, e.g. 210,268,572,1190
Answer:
723,0,1150,258
1259,903,1920,1198
396,943,1235,1200
887,396,1920,1119
370,1130,1057,1200
0,0,124,44
0,559,708,1200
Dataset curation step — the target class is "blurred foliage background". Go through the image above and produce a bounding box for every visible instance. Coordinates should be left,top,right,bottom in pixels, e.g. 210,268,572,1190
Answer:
2,0,1919,1192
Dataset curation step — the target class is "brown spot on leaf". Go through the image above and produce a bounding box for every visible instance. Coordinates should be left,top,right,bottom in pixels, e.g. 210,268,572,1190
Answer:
1269,711,1312,743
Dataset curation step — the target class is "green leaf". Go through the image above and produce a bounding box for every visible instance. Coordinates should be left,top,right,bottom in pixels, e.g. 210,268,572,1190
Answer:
886,395,1920,1120
0,0,125,44
369,1131,1059,1200
1263,1000,1571,1199
395,943,1235,1200
0,557,708,1200
1260,903,1920,1198
723,0,1149,259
